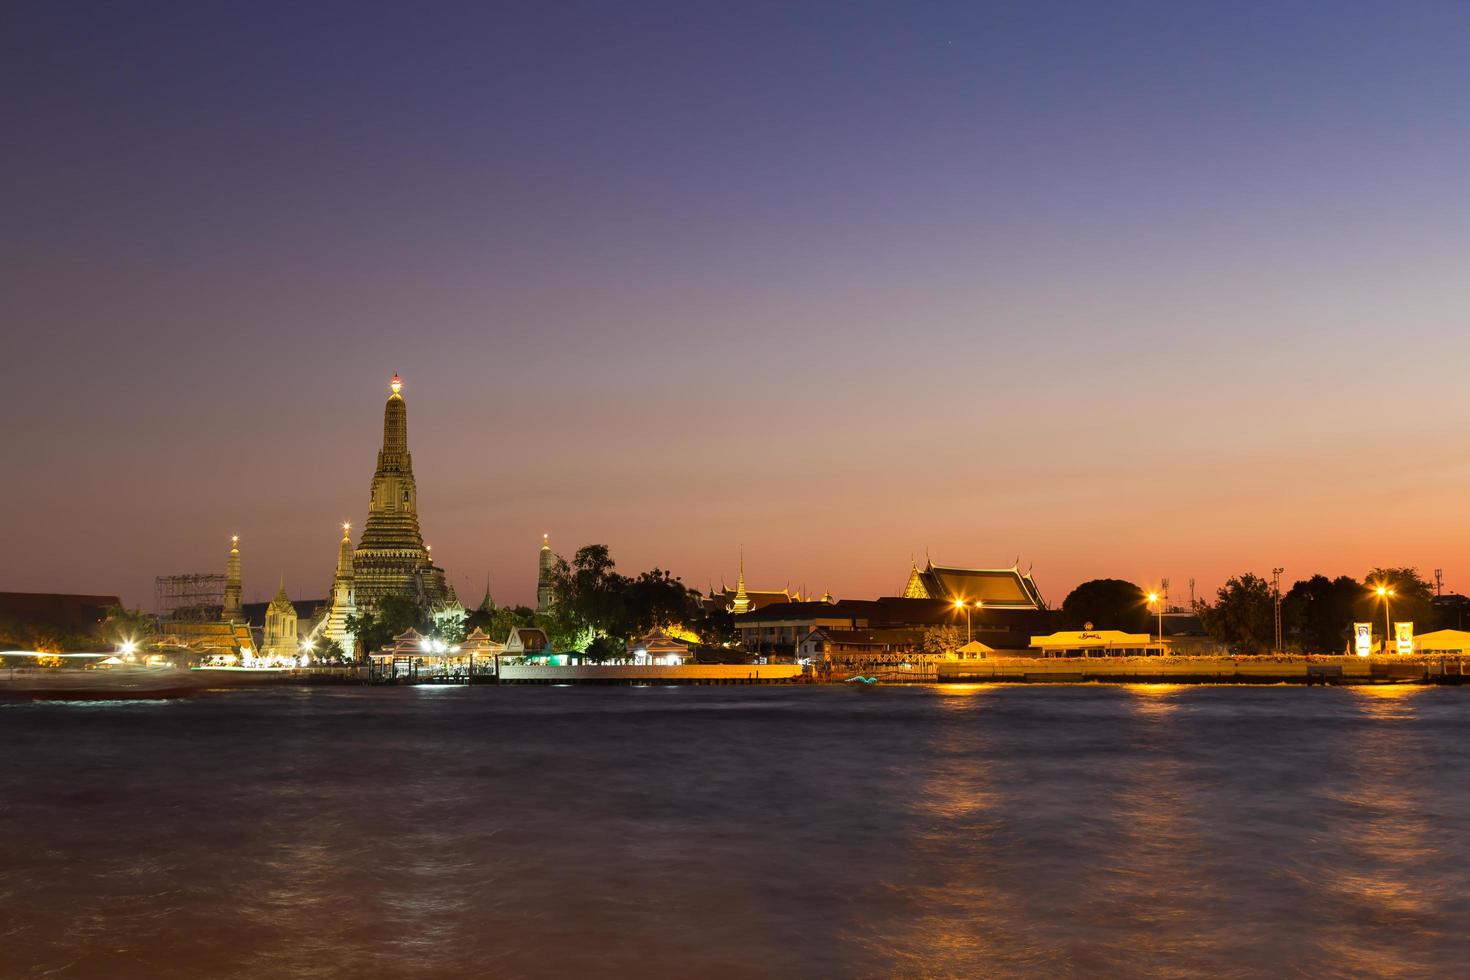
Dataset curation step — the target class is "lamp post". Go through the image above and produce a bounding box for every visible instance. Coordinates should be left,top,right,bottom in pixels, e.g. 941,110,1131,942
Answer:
953,599,973,643
1147,592,1164,654
1375,585,1395,654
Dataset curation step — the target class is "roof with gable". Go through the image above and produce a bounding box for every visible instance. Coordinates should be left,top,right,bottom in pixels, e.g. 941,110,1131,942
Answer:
903,560,1045,609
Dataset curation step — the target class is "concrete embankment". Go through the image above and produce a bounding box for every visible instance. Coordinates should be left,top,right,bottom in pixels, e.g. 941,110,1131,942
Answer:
936,655,1467,685
498,664,804,684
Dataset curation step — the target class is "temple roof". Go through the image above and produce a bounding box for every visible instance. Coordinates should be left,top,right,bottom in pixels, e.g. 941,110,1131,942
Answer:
904,560,1044,609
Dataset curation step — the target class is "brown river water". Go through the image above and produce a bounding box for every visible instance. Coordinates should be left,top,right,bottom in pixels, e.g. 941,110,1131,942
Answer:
3,683,1468,978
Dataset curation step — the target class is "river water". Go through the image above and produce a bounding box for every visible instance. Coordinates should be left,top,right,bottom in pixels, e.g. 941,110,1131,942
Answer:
3,684,1469,978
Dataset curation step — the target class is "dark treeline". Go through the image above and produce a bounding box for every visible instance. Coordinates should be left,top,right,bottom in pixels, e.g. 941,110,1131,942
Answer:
1060,567,1445,654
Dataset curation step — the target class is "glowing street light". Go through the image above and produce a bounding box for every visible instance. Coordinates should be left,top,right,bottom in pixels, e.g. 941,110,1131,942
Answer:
1373,585,1395,654
119,640,137,658
1147,591,1164,653
952,599,981,644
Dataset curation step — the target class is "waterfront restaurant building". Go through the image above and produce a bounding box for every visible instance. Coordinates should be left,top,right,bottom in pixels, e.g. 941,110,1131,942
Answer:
1028,630,1162,657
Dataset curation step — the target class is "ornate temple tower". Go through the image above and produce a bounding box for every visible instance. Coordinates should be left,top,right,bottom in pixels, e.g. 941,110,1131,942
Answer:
732,550,751,615
352,374,449,611
262,578,299,661
323,523,357,659
221,535,243,622
536,534,555,613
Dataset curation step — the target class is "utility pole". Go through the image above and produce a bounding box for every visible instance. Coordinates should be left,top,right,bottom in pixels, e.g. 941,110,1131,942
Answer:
1188,577,1196,609
1271,568,1284,654
1435,568,1444,596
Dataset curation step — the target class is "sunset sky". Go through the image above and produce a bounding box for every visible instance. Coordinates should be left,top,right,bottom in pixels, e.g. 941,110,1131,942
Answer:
5,1,1470,610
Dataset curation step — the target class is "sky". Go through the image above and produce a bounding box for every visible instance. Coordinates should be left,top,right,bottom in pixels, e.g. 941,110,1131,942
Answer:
4,0,1470,611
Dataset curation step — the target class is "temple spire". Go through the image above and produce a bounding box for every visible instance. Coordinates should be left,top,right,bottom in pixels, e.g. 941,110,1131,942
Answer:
221,534,242,623
352,374,449,617
732,547,751,614
536,533,555,613
336,522,354,575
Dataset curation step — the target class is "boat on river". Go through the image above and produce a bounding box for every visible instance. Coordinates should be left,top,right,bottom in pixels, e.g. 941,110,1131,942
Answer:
0,663,308,700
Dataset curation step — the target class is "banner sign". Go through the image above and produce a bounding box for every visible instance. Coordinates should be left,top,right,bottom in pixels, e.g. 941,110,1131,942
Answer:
1395,621,1414,656
1353,623,1373,657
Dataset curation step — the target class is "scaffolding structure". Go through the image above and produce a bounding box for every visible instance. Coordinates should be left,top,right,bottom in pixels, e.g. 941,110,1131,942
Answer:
155,573,227,620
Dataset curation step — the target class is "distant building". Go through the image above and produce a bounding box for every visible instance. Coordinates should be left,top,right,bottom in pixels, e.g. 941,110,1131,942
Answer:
736,597,1050,659
703,552,814,614
259,580,300,662
798,627,926,662
156,620,256,660
460,627,505,659
628,628,691,665
1433,593,1470,631
0,592,121,642
429,580,465,636
505,626,552,658
901,558,1045,609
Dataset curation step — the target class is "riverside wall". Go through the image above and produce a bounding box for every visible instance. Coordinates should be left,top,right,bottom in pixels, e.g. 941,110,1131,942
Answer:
936,655,1468,684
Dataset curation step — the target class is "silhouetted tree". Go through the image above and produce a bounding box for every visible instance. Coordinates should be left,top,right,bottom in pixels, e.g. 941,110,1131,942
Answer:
1282,574,1360,653
1197,574,1274,652
1060,579,1150,632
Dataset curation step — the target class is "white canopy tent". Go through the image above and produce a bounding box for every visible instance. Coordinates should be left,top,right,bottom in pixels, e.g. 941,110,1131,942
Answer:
1414,629,1470,654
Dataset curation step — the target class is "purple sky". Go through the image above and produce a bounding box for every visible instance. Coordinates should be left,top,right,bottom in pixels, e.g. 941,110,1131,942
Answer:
5,1,1470,610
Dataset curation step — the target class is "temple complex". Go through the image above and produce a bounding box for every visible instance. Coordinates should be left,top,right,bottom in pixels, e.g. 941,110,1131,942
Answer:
352,374,450,611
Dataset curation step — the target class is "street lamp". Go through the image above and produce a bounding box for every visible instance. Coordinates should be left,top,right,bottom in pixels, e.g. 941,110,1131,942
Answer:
1374,585,1395,654
1147,592,1164,654
953,599,973,643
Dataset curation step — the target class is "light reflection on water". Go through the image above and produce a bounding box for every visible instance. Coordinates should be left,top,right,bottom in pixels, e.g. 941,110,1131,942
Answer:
4,684,1470,978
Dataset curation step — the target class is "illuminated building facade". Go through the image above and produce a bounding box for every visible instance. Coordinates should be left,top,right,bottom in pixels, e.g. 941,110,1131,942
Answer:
260,579,300,661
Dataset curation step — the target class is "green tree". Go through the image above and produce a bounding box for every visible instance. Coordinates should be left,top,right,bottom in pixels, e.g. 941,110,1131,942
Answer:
582,635,624,663
345,595,429,655
311,638,347,663
95,605,158,651
1060,579,1150,632
923,625,965,656
1197,574,1274,653
1282,575,1360,653
541,544,707,651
